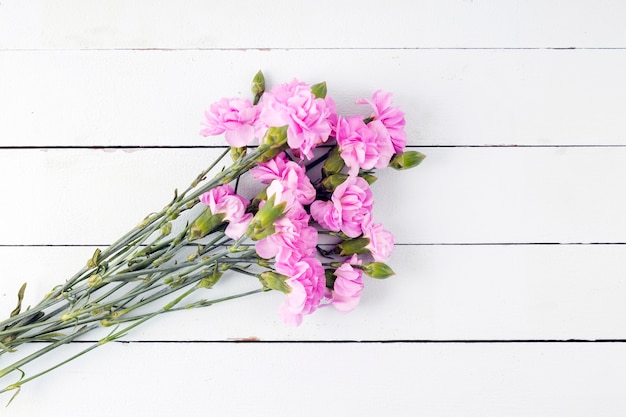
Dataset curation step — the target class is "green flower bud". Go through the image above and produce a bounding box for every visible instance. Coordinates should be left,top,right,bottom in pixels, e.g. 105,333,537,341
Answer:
247,194,286,241
321,173,349,192
251,70,265,105
322,146,345,177
361,262,395,279
230,146,247,162
389,151,426,170
360,172,377,185
87,248,102,269
311,81,327,99
258,125,289,162
199,269,223,289
163,275,186,287
160,221,172,236
87,274,103,287
259,271,291,294
337,237,370,257
189,209,226,241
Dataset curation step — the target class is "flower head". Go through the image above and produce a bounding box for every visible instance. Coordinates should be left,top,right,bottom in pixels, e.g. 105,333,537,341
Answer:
251,153,316,205
258,79,335,159
311,176,374,238
255,203,318,265
199,184,253,240
277,257,326,326
201,97,259,148
356,90,407,154
362,215,395,262
336,116,394,175
330,255,364,312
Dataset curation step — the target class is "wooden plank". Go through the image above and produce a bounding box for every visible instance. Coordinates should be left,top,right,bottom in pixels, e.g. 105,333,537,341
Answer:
1,1,625,49
2,244,626,341
0,147,624,245
1,49,626,147
3,341,626,416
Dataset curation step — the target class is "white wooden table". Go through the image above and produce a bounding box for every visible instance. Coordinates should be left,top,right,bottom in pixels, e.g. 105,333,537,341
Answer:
1,1,626,415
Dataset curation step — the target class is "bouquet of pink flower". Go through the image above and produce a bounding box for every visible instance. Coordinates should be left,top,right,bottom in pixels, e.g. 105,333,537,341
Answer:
0,71,423,402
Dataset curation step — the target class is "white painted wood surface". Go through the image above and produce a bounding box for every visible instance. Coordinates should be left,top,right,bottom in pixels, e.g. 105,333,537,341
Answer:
1,1,626,415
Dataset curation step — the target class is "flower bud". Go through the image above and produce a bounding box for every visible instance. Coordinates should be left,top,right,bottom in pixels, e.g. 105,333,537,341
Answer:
87,248,102,269
230,146,247,162
337,237,370,257
163,275,186,287
389,151,426,170
247,195,286,240
199,269,223,289
251,70,265,105
87,274,103,287
311,81,327,99
100,318,116,327
259,271,291,294
322,146,345,177
321,173,348,192
360,173,377,185
258,126,289,162
189,209,226,241
361,262,395,279
160,221,172,236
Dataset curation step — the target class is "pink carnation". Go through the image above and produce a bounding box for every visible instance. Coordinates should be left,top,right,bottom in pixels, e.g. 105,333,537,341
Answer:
362,215,395,262
336,116,394,175
330,255,364,312
356,90,407,154
199,184,252,240
277,257,326,326
258,79,335,160
201,97,259,148
255,203,318,265
310,176,374,238
251,153,316,205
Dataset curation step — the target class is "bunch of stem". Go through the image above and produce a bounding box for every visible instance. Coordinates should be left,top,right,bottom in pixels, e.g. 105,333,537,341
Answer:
0,144,278,401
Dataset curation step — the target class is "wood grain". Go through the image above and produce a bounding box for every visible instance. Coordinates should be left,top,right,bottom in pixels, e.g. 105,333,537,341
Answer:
0,147,623,245
1,49,625,146
0,1,624,414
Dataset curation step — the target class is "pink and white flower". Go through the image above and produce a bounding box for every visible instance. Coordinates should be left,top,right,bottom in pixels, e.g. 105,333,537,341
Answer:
255,203,318,265
199,184,253,240
336,116,395,175
258,79,335,160
251,153,316,205
277,257,326,326
362,215,395,262
330,255,364,312
200,97,260,148
356,90,407,154
310,176,374,238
